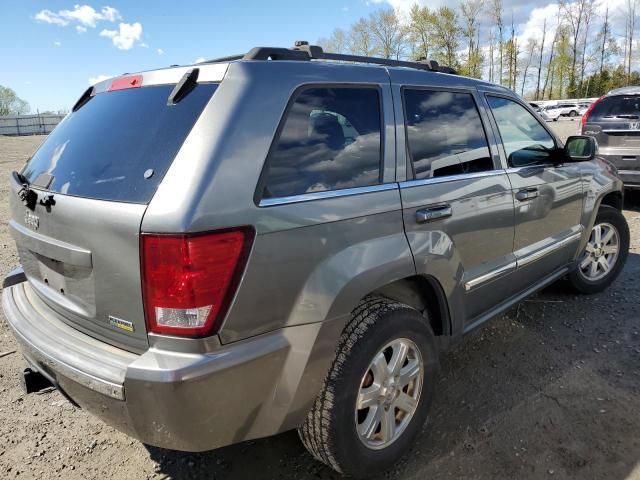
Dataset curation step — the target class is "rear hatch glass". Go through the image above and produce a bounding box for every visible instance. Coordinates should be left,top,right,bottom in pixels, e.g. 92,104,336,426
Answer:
21,83,218,203
590,95,640,120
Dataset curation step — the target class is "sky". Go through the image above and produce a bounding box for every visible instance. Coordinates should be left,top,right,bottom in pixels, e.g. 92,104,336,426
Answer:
0,0,630,112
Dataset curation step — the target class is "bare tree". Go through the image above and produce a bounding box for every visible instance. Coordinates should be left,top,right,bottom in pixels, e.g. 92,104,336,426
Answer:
559,0,593,95
321,28,349,53
521,38,538,96
489,0,504,85
488,28,495,83
535,19,547,100
543,20,562,99
369,9,406,59
625,0,639,84
349,18,377,57
460,0,484,77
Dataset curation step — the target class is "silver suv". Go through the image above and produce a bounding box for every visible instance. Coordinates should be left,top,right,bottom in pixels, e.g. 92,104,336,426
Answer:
1,43,629,478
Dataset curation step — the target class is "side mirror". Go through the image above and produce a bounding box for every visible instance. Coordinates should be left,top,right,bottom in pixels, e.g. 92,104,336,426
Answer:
564,135,598,161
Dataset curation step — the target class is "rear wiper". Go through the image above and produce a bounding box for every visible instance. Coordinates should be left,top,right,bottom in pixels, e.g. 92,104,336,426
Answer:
167,68,199,105
12,171,37,210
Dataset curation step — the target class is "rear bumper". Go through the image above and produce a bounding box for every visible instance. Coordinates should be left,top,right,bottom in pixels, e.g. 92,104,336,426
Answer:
2,269,331,451
618,170,640,188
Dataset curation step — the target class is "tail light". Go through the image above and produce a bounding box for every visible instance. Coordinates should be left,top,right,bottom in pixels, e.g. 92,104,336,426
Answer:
581,96,605,133
141,227,254,337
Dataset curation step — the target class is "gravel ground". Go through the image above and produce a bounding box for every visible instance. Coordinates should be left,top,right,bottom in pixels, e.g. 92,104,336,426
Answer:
0,126,639,480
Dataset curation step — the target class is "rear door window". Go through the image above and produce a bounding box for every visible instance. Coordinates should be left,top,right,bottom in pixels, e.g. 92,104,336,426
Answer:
260,86,382,200
403,89,493,179
21,83,217,204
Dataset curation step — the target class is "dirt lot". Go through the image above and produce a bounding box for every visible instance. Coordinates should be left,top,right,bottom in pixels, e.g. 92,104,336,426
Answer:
0,126,639,480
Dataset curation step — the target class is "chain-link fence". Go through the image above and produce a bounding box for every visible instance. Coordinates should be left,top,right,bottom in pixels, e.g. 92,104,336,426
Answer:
0,114,65,136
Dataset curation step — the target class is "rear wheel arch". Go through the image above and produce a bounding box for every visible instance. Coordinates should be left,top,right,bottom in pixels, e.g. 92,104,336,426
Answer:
369,275,450,337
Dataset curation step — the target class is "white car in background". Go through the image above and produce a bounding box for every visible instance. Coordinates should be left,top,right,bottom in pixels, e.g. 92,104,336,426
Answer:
540,104,563,121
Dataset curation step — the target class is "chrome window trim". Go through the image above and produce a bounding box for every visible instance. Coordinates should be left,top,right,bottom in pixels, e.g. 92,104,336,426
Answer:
505,165,554,174
464,261,517,291
399,169,505,189
258,183,398,207
516,230,583,268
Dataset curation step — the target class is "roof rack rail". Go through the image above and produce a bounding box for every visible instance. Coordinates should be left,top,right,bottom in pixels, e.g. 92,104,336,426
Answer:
202,41,457,74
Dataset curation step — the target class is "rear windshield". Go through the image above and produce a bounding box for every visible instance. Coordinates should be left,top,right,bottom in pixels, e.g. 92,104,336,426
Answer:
590,95,640,120
21,83,217,203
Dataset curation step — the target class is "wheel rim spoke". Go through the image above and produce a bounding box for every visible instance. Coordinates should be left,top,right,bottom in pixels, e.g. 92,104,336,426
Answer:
388,342,409,376
357,385,381,409
589,260,598,277
580,255,592,270
394,391,417,413
370,352,388,382
398,359,420,387
593,225,602,244
603,245,618,255
358,406,382,439
598,257,610,273
601,226,614,244
380,407,396,443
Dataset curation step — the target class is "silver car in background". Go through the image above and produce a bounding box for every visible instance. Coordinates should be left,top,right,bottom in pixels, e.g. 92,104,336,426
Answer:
1,42,630,478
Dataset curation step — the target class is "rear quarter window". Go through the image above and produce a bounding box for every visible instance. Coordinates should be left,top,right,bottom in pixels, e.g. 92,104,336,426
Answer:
21,83,217,204
260,86,382,200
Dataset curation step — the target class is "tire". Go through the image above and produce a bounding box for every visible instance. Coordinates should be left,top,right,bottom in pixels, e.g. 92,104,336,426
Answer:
569,110,577,117
298,296,438,478
568,205,629,294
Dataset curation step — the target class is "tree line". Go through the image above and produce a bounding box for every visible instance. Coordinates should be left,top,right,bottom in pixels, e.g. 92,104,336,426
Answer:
317,0,640,100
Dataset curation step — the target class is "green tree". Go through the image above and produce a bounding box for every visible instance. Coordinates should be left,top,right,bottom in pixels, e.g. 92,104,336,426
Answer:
0,86,30,116
406,4,434,61
430,7,461,68
460,0,484,78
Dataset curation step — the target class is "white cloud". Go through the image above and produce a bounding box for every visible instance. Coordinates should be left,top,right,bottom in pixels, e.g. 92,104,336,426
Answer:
157,48,165,55
342,6,349,11
35,10,69,26
88,74,113,85
54,41,62,47
76,25,87,34
100,22,142,50
139,42,149,48
194,57,206,63
35,5,121,28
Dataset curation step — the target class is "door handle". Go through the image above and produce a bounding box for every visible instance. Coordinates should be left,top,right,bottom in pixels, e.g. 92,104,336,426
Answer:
416,204,452,224
515,187,539,201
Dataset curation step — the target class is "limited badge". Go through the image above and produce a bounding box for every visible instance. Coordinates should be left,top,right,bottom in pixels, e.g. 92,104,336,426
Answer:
109,316,134,332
